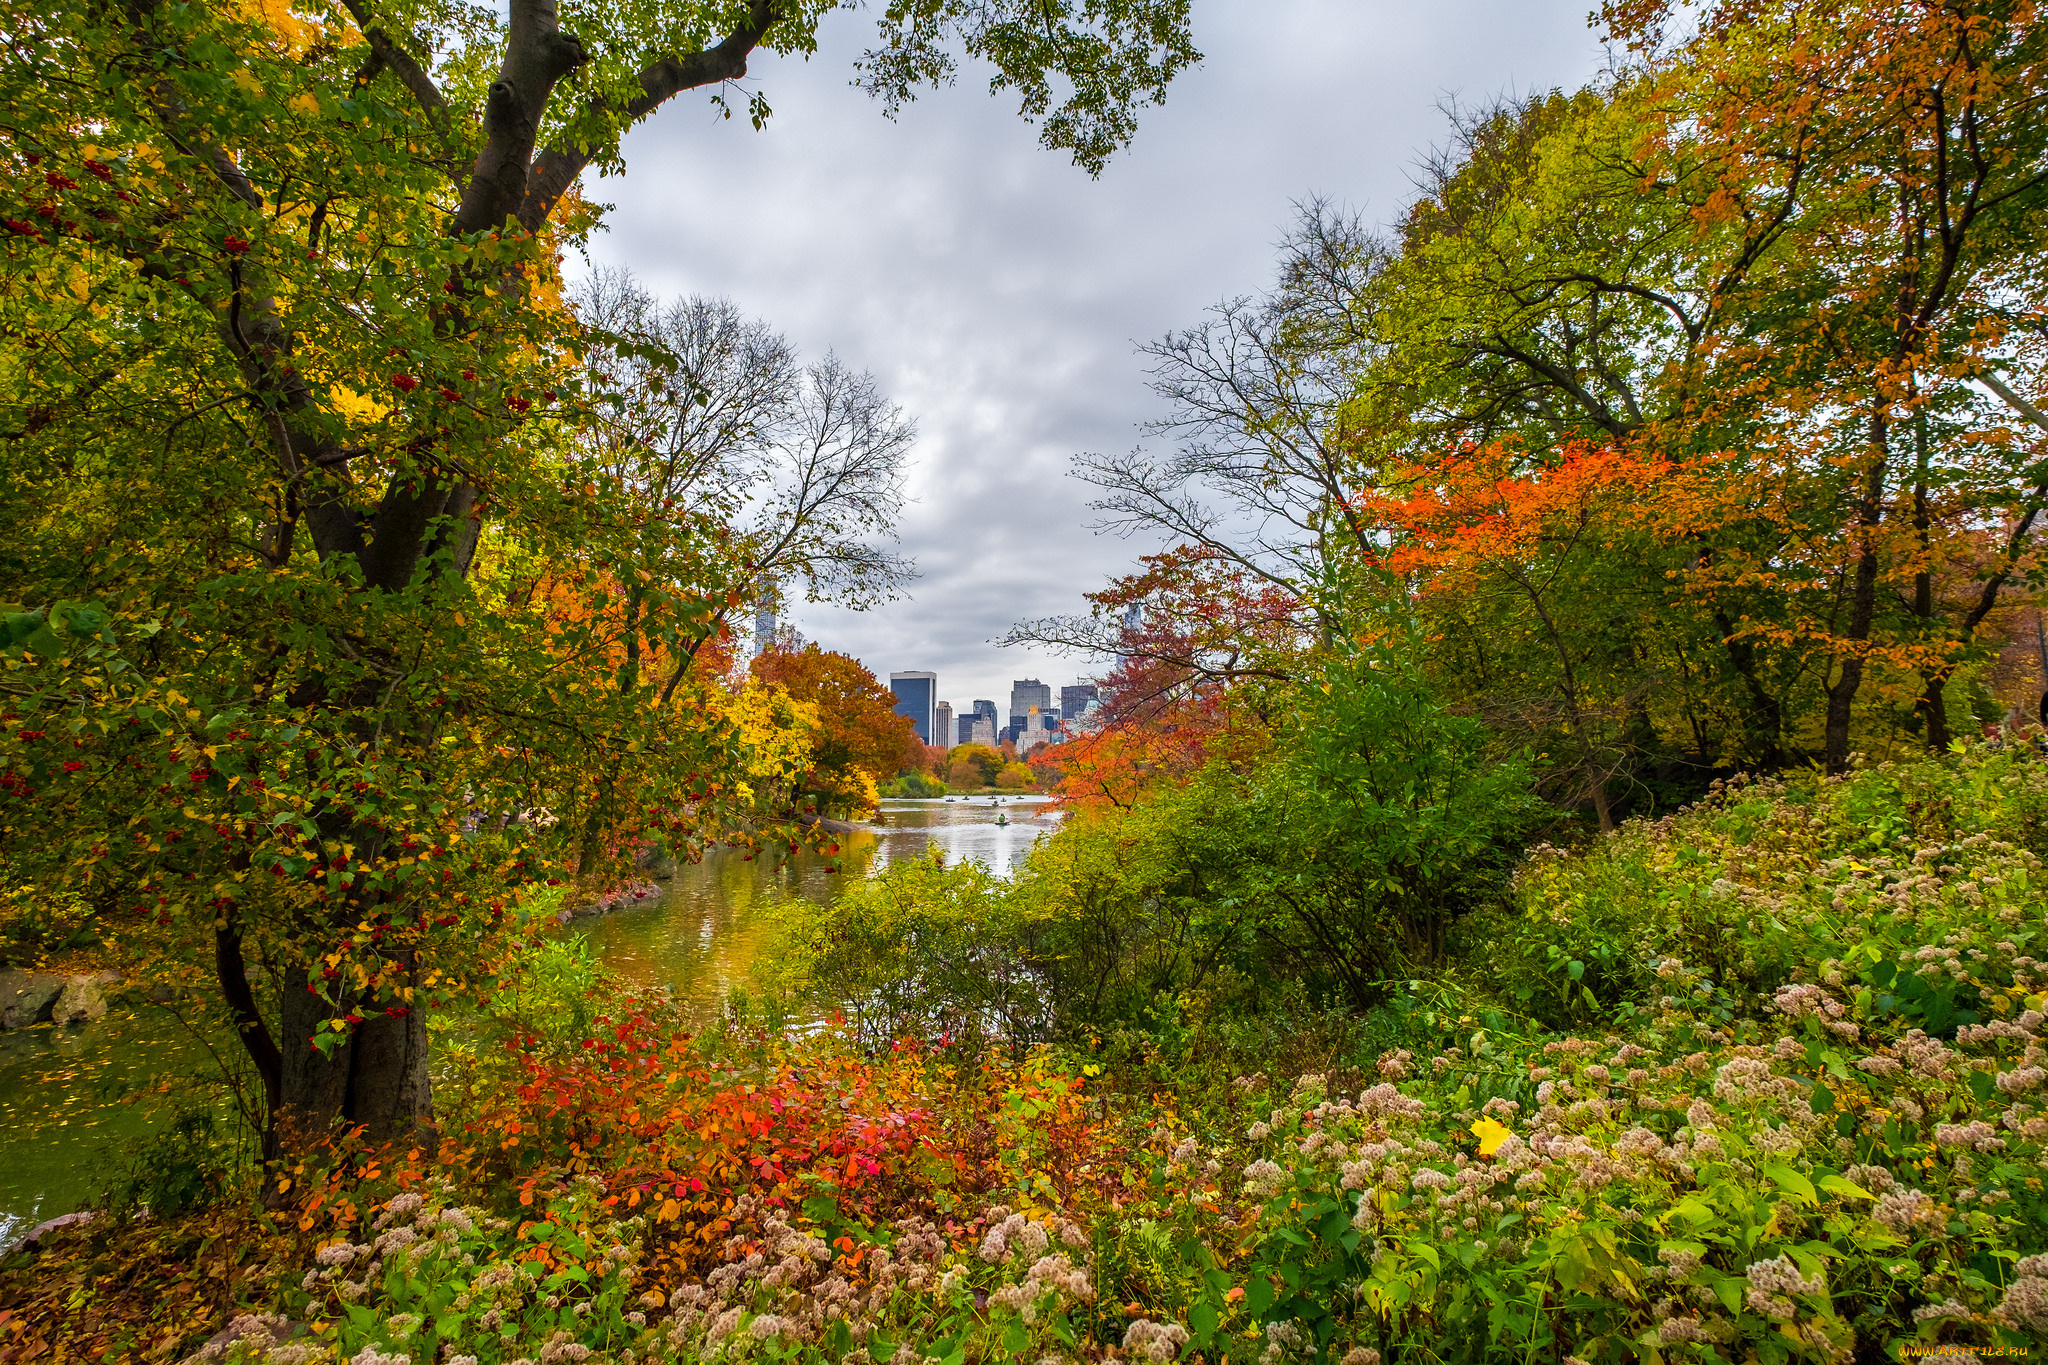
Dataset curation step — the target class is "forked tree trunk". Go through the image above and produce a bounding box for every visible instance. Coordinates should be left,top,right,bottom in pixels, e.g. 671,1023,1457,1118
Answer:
169,0,778,1163
1824,407,1889,774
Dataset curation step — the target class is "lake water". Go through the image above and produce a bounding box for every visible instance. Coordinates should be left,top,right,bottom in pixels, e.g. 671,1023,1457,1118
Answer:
0,796,1059,1248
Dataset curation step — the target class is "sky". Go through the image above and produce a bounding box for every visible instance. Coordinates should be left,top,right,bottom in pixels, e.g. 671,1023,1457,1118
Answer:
582,0,1610,718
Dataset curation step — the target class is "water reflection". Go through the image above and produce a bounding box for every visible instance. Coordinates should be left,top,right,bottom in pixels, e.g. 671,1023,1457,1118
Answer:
0,798,1062,1246
0,1009,225,1249
570,796,1060,1017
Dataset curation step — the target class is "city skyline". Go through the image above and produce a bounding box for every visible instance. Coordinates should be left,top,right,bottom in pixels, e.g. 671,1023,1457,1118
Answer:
888,669,1102,750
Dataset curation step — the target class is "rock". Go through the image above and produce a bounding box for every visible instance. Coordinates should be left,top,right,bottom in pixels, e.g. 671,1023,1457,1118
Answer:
0,970,65,1030
567,879,662,918
51,977,107,1025
9,1210,97,1253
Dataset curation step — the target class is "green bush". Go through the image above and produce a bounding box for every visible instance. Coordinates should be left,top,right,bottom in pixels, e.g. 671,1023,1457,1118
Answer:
1012,628,1541,1038
761,851,1050,1049
882,772,949,799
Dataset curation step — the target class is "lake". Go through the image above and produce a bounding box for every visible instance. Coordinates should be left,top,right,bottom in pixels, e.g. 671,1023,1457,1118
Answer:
0,796,1059,1248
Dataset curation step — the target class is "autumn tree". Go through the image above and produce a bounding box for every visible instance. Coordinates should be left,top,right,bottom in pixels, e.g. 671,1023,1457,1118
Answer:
1612,0,2048,767
0,0,1200,1164
947,744,1004,789
750,644,920,817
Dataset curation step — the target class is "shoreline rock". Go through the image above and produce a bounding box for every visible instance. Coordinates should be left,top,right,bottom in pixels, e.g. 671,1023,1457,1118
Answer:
7,1210,98,1255
0,969,121,1031
555,879,662,924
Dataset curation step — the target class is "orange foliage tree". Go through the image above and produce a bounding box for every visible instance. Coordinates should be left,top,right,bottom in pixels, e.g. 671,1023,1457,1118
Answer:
1020,548,1298,812
1609,0,2048,766
751,644,920,817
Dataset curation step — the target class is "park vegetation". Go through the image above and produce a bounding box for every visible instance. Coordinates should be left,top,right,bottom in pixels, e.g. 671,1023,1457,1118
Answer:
5,0,2048,1362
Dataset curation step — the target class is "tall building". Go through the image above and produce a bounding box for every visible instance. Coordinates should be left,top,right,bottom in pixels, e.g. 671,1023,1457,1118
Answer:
752,576,778,658
1018,705,1050,756
1060,683,1098,718
964,700,999,746
933,701,953,752
1008,678,1052,730
889,671,937,745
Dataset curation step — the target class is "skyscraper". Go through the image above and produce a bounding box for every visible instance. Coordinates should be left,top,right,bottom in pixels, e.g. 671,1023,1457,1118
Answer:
934,701,953,752
889,672,937,745
1008,679,1052,730
752,576,778,658
967,700,999,746
1060,683,1098,718
1018,705,1051,756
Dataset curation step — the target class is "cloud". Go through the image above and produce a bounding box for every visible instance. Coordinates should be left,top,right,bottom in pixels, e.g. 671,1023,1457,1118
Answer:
582,0,1603,714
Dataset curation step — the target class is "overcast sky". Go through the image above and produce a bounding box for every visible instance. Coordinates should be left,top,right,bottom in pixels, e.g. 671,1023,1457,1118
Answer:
582,0,1608,718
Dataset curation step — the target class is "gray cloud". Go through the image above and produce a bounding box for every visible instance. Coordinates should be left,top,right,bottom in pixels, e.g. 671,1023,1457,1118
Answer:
582,0,1604,715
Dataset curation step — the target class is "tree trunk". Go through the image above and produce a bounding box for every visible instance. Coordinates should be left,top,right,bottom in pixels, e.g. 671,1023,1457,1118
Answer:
1824,407,1890,774
1906,408,1953,752
1713,608,1788,769
273,959,436,1164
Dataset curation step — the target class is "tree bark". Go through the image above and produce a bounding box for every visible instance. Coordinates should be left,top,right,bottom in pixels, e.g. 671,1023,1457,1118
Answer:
234,0,780,1162
1823,407,1889,774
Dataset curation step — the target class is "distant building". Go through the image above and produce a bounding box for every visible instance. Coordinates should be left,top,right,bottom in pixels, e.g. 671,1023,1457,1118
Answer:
1060,683,1098,717
889,671,937,745
1008,678,1052,731
752,577,778,657
934,701,953,752
1018,705,1051,756
968,715,996,745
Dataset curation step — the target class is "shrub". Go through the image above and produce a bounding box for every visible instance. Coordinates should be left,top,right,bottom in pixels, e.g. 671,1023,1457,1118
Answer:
881,772,949,799
762,854,1049,1048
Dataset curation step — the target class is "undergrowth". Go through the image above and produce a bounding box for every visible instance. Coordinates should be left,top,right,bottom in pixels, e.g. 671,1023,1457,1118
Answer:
5,745,2047,1362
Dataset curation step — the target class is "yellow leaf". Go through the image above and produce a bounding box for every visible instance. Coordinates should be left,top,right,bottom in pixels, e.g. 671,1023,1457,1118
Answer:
1470,1117,1511,1157
657,1198,681,1222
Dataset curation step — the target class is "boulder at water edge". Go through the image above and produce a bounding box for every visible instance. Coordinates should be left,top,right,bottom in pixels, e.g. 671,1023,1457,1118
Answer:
0,970,64,1030
51,976,108,1024
0,969,122,1029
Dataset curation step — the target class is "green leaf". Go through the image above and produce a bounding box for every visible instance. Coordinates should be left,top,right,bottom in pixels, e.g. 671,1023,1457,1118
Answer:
1971,1068,1997,1105
1817,1173,1873,1201
1763,1163,1817,1205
